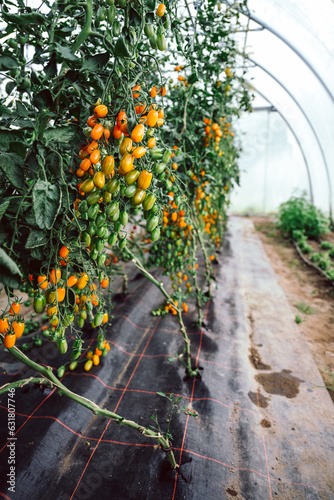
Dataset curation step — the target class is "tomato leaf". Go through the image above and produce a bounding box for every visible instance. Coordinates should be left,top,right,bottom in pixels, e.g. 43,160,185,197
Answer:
16,101,29,118
0,55,18,71
54,42,80,62
0,200,10,222
33,179,61,230
2,11,46,26
25,229,48,249
0,248,22,289
43,124,79,143
82,52,109,71
0,152,25,189
33,89,54,110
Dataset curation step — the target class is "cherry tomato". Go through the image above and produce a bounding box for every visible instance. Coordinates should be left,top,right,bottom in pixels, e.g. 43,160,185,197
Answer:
94,104,108,118
102,156,115,176
9,301,21,315
137,170,152,190
0,318,9,334
156,3,166,17
4,334,16,349
131,124,145,143
119,138,133,156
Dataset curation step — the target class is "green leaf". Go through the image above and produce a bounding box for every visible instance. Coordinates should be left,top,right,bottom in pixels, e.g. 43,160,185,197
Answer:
43,124,79,143
0,55,18,71
2,11,46,26
188,72,198,85
0,248,22,289
0,200,10,221
55,43,80,62
82,52,110,71
156,391,167,398
25,229,48,249
0,152,24,189
33,89,54,110
16,101,29,118
33,179,61,229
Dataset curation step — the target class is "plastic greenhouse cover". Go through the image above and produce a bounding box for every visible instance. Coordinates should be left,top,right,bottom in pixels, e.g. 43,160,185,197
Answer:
226,0,334,216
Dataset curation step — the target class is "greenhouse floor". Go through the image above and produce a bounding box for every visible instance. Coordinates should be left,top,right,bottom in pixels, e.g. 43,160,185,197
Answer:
0,216,333,500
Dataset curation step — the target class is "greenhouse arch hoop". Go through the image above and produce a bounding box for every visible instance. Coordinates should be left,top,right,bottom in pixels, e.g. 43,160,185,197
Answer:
245,56,333,220
251,88,314,205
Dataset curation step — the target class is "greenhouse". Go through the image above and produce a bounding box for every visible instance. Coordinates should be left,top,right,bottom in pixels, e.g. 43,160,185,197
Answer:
0,0,333,499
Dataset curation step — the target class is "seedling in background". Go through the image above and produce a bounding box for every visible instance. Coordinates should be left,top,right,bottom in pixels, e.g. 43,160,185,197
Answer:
295,315,305,324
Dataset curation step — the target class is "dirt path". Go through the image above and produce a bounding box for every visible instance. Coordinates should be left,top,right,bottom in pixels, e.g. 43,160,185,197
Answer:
252,216,334,402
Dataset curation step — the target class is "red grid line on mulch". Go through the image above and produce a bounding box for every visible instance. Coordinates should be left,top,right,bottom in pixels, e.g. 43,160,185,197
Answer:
69,317,161,499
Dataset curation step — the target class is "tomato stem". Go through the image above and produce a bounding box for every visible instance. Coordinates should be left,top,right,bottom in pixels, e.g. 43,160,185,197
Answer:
0,338,178,470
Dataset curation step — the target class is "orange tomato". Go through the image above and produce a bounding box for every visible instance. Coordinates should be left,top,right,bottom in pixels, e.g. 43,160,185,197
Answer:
159,86,167,96
147,137,156,149
87,115,97,127
12,321,24,338
150,86,158,98
4,334,15,349
38,275,48,289
158,109,164,119
137,170,152,190
103,129,110,140
90,150,100,164
91,124,104,140
113,125,122,139
212,123,219,131
94,104,108,118
135,103,147,115
79,149,88,160
57,287,66,302
50,268,61,284
59,245,69,259
101,277,109,288
9,302,20,316
77,273,89,290
131,124,145,143
76,168,85,178
86,140,98,154
146,109,158,128
47,305,57,317
117,110,127,128
133,146,146,159
0,318,9,334
156,3,166,17
92,354,100,366
102,313,108,325
67,275,78,287
132,84,141,98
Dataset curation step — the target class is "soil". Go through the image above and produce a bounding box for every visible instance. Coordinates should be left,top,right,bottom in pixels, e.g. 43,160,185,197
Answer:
252,216,334,403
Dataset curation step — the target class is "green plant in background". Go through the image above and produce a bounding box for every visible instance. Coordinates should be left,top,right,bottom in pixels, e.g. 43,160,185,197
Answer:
294,315,305,324
278,193,329,239
296,302,314,315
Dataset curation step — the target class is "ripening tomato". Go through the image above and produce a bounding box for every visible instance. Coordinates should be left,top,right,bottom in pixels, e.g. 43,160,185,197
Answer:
87,115,97,127
57,287,66,302
133,147,146,159
150,86,158,98
91,123,104,140
4,334,15,349
93,171,105,189
118,153,134,175
79,149,89,160
117,110,127,127
102,313,108,324
103,128,110,141
113,125,122,139
67,275,78,287
92,354,100,366
102,156,115,176
90,149,100,164
135,104,147,115
86,140,99,154
159,86,167,96
156,3,166,17
12,321,24,338
0,318,9,334
77,273,89,290
120,121,129,136
50,268,61,284
119,137,133,156
94,104,108,118
59,245,69,259
84,359,93,371
132,85,141,98
101,277,109,288
76,168,85,178
131,124,145,143
38,275,48,289
9,301,21,315
147,137,156,149
137,170,152,190
146,109,158,128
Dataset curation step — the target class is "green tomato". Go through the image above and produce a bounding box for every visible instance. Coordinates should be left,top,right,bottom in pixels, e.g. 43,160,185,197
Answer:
146,215,159,232
106,178,120,194
119,211,129,225
57,365,66,378
143,194,156,211
124,184,137,198
151,227,161,241
33,294,46,314
108,232,118,246
94,312,104,327
57,338,68,354
125,169,140,185
69,361,78,371
132,189,146,206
